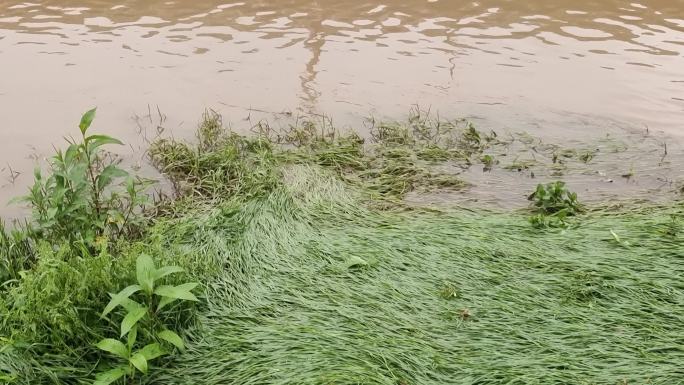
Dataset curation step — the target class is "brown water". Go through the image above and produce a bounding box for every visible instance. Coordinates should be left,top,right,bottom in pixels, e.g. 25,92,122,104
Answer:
1,0,683,214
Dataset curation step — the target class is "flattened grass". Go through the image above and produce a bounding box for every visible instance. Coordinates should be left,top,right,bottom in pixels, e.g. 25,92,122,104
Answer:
2,111,683,385
145,166,684,385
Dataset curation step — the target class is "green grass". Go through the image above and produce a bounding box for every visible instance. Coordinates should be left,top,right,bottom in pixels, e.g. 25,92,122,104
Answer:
141,166,682,385
1,112,683,384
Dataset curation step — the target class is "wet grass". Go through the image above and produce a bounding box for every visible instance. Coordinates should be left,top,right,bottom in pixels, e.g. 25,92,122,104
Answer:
2,111,683,385
148,167,681,385
150,110,478,205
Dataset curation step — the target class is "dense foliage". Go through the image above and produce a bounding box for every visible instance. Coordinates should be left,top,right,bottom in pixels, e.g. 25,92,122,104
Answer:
1,109,682,384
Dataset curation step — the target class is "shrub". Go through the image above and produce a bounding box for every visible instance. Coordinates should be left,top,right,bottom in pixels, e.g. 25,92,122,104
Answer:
0,243,129,349
15,108,149,248
528,181,582,216
93,254,197,385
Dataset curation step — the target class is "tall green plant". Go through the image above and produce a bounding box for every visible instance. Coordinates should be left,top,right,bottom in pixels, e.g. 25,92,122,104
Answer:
94,254,198,385
16,108,149,246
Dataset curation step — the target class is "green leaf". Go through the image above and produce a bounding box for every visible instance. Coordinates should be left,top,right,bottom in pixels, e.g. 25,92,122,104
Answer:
121,306,147,338
153,266,184,281
120,298,144,313
64,143,81,164
79,108,97,135
101,285,141,317
139,343,165,361
136,254,156,294
157,330,185,351
126,176,136,196
96,339,128,359
127,325,138,351
129,352,148,374
86,134,124,150
154,283,199,302
97,165,129,190
156,295,177,312
86,134,124,145
93,367,128,385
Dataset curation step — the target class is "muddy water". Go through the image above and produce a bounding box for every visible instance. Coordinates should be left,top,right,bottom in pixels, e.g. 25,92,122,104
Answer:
1,0,683,214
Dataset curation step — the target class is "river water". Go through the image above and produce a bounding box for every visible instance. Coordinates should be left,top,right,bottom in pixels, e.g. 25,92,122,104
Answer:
0,0,683,214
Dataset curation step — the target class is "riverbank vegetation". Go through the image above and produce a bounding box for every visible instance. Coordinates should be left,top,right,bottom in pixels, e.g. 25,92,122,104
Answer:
1,109,682,384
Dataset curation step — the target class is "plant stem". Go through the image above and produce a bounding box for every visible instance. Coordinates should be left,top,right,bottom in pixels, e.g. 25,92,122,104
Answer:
82,136,102,228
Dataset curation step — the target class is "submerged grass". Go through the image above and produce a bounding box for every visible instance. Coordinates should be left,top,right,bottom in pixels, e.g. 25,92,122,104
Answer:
145,166,683,385
2,111,683,384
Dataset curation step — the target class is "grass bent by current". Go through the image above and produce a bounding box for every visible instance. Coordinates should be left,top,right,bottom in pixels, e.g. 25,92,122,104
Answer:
0,110,682,385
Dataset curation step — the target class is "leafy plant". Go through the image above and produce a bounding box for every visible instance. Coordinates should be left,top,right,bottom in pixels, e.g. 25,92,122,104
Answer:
16,108,149,247
528,181,582,216
529,212,569,229
527,181,582,229
94,254,198,385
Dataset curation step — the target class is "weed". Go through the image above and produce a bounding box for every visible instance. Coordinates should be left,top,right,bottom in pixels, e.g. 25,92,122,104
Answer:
529,212,569,229
14,109,149,248
528,181,582,216
527,181,582,228
94,254,197,384
152,110,470,204
0,243,124,348
5,109,683,385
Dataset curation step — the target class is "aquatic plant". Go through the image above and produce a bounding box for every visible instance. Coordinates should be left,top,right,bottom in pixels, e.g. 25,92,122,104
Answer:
528,181,582,215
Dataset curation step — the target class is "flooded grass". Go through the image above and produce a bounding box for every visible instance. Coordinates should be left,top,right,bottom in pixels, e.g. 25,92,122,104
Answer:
1,111,683,384
145,170,682,385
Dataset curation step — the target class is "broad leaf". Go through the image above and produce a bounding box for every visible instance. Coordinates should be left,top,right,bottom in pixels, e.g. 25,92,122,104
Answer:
93,366,128,385
157,330,185,351
101,285,141,317
129,352,148,374
138,343,165,361
121,306,147,338
86,134,124,151
152,266,184,281
127,325,138,351
120,298,144,313
136,254,156,294
79,108,97,135
97,165,128,190
154,283,199,302
156,295,177,312
64,143,81,164
96,339,128,359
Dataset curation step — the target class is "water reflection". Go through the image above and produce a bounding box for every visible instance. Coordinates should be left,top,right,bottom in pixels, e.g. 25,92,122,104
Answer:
0,0,683,215
2,1,683,118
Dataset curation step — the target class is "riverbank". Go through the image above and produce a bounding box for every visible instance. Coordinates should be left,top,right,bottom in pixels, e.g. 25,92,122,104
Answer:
1,110,682,384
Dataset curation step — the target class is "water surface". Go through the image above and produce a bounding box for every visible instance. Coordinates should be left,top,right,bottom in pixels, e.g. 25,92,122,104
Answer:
1,0,683,213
